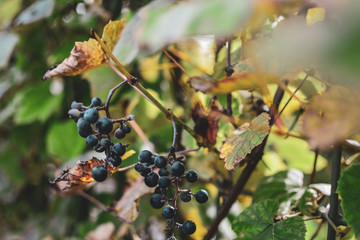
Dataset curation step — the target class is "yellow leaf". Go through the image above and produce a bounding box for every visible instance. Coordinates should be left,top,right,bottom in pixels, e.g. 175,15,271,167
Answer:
102,19,126,51
306,7,325,25
42,20,126,80
42,38,105,80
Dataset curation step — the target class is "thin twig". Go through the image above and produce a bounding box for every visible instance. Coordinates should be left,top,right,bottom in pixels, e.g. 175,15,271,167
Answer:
92,30,133,79
175,147,200,155
117,163,136,172
310,221,324,240
285,107,304,138
160,47,191,77
103,79,128,118
279,74,309,116
171,119,176,149
128,120,155,152
309,149,319,185
79,190,108,212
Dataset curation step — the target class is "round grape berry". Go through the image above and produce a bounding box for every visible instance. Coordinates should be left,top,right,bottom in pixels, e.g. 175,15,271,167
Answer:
124,125,131,134
91,165,108,182
182,220,196,234
150,193,165,209
114,128,126,139
111,143,126,157
68,109,81,121
71,101,82,110
158,168,169,176
171,162,185,177
134,162,146,172
84,108,99,123
138,150,153,164
158,176,170,188
86,135,98,147
91,97,102,107
180,192,192,202
144,172,159,187
195,189,208,203
93,143,105,152
162,205,175,219
154,156,167,168
107,156,122,167
185,170,198,183
77,118,93,138
96,117,113,134
100,138,111,148
140,167,151,177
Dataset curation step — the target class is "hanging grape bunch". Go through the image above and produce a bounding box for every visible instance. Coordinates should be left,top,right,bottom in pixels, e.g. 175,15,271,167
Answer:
68,97,133,182
135,147,209,236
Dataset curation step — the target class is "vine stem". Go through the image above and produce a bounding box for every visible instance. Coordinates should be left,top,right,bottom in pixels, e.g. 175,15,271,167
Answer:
79,190,108,212
93,29,219,153
327,146,342,240
204,83,286,240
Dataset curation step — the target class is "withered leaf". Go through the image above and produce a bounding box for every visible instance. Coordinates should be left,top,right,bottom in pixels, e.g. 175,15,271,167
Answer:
188,72,281,94
51,150,135,191
302,86,360,149
191,98,222,145
111,175,153,223
42,20,126,80
220,112,270,171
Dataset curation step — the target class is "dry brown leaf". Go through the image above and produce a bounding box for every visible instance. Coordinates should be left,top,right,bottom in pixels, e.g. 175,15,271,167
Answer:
51,150,135,191
191,98,222,145
302,86,360,149
111,175,153,223
42,20,126,80
85,222,115,240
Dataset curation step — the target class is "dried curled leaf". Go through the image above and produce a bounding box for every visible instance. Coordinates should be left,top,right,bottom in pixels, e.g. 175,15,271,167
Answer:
220,113,270,171
42,20,126,80
188,72,281,94
85,222,115,240
191,98,222,145
51,150,135,191
302,86,360,149
111,175,153,223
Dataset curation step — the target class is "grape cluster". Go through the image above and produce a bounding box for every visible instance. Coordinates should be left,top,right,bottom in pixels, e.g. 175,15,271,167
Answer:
135,149,209,235
68,97,132,182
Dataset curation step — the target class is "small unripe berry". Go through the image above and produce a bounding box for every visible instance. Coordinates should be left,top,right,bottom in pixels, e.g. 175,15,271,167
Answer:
91,97,101,107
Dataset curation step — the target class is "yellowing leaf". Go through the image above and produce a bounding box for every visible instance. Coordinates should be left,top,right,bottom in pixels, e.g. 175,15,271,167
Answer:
111,175,153,223
188,72,281,94
302,86,360,149
42,38,105,80
220,113,270,171
102,19,126,51
42,20,126,80
306,7,325,25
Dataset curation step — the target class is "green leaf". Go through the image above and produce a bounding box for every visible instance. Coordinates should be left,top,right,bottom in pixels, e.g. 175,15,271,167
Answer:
254,169,304,204
14,81,63,125
220,113,270,171
231,199,306,240
13,0,55,26
0,31,19,69
46,120,85,162
139,0,252,50
337,164,360,237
